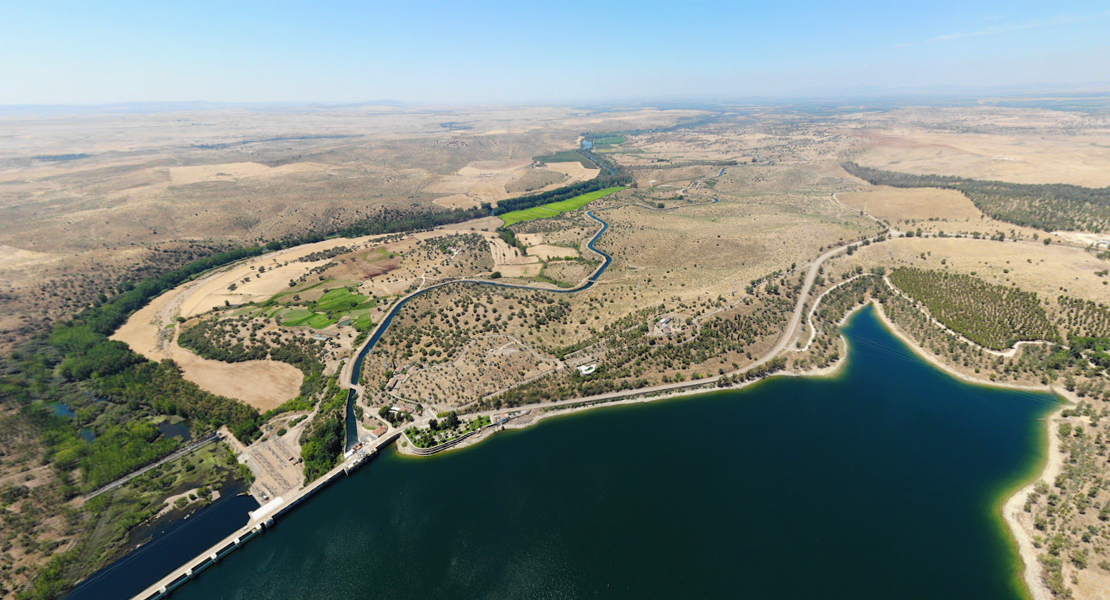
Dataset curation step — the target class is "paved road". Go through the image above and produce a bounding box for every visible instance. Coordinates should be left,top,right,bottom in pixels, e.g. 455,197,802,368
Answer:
132,428,402,600
345,192,890,422
130,191,880,599
87,432,220,500
465,199,892,416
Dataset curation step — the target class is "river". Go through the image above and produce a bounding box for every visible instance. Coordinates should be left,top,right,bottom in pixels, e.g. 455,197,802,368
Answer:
167,305,1057,600
345,210,613,449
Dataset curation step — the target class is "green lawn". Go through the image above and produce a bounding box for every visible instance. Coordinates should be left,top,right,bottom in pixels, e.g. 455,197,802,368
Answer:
353,313,376,331
275,287,379,330
532,151,594,168
499,187,626,226
280,309,336,329
315,287,368,312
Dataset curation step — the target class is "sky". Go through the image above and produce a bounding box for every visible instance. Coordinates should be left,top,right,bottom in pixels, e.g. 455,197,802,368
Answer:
1,0,1109,105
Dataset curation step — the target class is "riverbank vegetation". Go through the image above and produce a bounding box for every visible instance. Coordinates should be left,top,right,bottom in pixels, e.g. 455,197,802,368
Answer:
0,431,250,600
0,247,277,598
298,377,349,484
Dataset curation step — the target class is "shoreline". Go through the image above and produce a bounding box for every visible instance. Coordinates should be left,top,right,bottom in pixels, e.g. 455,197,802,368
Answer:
868,301,1070,600
395,355,850,459
399,300,1066,600
134,300,1063,600
1003,404,1064,600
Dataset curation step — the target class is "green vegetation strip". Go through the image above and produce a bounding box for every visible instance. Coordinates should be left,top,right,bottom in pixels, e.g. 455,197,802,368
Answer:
500,186,626,226
298,377,349,483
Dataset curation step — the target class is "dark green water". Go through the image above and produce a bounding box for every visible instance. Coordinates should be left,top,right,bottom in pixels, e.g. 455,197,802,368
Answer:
170,306,1057,600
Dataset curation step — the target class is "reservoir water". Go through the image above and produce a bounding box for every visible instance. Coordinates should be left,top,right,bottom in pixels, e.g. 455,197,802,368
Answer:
66,486,258,600
167,305,1057,599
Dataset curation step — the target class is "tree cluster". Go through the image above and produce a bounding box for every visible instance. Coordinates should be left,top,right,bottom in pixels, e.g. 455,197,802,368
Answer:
888,267,1058,350
843,162,1110,233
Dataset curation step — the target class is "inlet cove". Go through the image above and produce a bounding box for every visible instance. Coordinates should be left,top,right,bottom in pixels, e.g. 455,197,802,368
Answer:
166,306,1058,600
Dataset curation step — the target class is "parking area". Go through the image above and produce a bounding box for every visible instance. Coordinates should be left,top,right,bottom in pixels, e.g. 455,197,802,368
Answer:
241,436,302,502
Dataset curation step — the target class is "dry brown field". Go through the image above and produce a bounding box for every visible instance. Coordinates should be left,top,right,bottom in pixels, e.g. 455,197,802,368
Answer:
9,101,1110,600
838,186,981,222
852,129,1110,187
0,104,691,350
838,236,1108,302
835,186,1068,242
839,106,1110,186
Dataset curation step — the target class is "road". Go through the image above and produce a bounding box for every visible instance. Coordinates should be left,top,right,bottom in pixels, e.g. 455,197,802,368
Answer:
87,433,220,500
131,428,401,600
343,191,890,424
462,198,891,417
132,190,880,599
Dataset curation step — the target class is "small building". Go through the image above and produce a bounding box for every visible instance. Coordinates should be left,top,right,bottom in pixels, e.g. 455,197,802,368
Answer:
392,401,417,414
576,364,597,376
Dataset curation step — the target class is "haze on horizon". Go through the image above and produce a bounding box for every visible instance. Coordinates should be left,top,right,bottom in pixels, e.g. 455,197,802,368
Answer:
2,0,1110,107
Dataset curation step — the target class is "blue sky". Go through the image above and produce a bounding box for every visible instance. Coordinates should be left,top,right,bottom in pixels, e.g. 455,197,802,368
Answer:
1,0,1108,105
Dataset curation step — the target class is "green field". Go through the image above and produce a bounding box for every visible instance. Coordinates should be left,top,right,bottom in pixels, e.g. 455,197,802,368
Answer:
353,313,376,331
315,288,368,312
533,151,594,168
279,309,337,329
499,187,626,226
501,207,559,225
275,287,380,330
591,135,627,153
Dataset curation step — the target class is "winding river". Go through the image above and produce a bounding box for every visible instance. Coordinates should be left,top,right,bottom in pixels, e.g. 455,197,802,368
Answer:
344,210,613,448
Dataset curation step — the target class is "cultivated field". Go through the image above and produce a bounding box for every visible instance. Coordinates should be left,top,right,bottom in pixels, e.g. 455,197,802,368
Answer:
498,186,625,226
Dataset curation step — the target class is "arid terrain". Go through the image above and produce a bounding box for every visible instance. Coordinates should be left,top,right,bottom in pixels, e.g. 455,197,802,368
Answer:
4,101,1110,600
